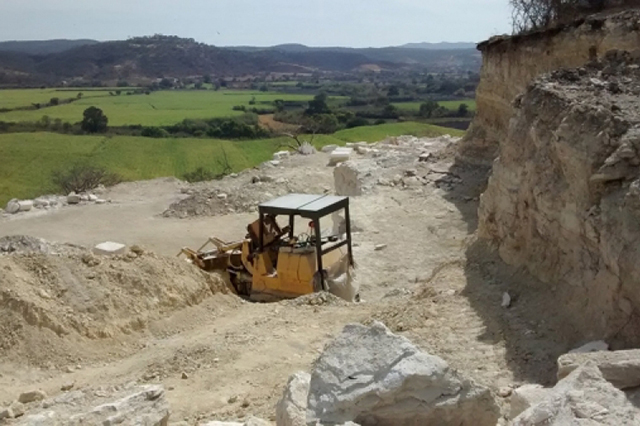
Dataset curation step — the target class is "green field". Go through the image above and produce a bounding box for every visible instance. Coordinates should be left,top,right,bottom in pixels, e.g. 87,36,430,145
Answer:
393,99,477,113
0,90,326,126
0,88,117,110
0,122,462,205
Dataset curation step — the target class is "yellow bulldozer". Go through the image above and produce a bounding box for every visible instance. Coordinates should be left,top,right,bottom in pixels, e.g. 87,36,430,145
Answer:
178,194,357,302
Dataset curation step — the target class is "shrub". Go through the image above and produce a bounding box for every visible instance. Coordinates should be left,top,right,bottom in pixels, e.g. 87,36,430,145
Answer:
81,107,108,133
141,126,170,138
52,164,122,194
183,167,216,183
50,97,60,106
346,117,370,129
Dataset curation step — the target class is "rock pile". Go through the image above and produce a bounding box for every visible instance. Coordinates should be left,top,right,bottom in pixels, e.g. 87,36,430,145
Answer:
3,191,108,216
1,384,170,425
512,362,639,425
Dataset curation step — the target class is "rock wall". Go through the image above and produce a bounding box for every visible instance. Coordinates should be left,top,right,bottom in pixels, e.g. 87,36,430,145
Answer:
458,9,640,165
478,51,640,345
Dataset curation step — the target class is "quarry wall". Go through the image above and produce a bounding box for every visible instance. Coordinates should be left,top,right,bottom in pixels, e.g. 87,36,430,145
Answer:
458,9,640,165
478,51,640,346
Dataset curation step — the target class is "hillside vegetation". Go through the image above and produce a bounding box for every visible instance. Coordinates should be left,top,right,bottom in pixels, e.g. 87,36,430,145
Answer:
0,122,462,205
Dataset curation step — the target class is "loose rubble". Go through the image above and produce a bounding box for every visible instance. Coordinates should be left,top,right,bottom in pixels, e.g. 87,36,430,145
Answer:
557,348,640,389
11,384,170,426
512,362,640,425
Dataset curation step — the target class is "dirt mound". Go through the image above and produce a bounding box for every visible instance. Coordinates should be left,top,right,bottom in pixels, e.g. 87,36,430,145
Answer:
162,156,332,218
0,239,234,361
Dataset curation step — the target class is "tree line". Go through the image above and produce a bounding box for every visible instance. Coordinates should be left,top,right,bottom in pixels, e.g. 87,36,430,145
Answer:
510,0,638,33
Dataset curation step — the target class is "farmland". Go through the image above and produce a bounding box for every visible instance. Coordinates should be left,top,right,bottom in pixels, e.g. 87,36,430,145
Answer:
392,99,477,113
0,88,116,110
0,122,462,206
0,90,326,126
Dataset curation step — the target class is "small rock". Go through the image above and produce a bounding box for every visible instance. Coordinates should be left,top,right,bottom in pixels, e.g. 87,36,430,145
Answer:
270,160,281,167
498,386,512,398
80,194,89,202
65,366,75,373
93,242,126,256
501,292,511,308
95,199,106,204
88,194,98,201
251,176,261,184
374,244,388,251
10,401,25,417
217,193,228,200
61,382,75,391
181,372,189,380
321,144,338,153
67,193,81,204
275,177,287,184
419,153,432,162
228,395,238,404
241,399,250,408
402,176,422,187
18,390,47,404
6,199,21,214
0,406,13,420
230,173,239,178
130,245,145,255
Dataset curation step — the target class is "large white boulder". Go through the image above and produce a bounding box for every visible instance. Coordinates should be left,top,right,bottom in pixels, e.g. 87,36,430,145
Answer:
17,200,34,212
93,242,127,256
306,322,499,426
557,348,640,389
512,362,640,425
5,199,20,214
202,418,268,426
67,192,81,204
333,161,363,197
274,151,291,161
276,372,310,426
321,144,338,153
329,148,353,166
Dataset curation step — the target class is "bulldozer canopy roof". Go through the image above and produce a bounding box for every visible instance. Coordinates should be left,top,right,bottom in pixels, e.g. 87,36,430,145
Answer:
258,194,348,219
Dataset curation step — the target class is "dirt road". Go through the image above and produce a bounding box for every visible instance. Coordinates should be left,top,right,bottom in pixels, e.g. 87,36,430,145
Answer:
0,138,570,423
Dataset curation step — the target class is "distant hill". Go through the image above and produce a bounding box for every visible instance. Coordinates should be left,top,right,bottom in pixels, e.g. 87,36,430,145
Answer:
226,43,480,70
0,39,99,55
399,42,477,50
0,36,481,86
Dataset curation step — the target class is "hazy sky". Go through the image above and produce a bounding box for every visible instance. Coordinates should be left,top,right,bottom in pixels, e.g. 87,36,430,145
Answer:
1,0,511,47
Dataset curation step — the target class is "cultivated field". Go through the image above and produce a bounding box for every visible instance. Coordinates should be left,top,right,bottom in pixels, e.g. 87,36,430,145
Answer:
0,90,328,126
0,122,463,205
0,88,116,110
393,99,477,112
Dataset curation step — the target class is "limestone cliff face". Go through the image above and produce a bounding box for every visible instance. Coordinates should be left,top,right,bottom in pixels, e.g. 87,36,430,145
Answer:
459,10,640,165
478,52,640,345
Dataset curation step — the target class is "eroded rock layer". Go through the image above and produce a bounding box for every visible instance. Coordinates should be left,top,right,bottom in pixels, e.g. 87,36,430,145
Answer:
479,51,640,345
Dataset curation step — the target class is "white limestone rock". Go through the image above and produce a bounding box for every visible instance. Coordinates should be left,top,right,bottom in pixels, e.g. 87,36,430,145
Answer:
93,242,127,256
276,372,310,426
306,322,499,426
512,362,640,425
557,348,640,389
